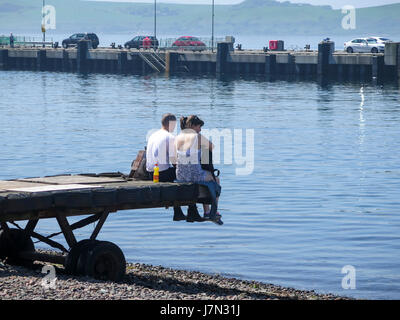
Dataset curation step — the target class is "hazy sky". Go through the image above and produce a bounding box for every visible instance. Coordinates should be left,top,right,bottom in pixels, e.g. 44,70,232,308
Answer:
91,0,400,9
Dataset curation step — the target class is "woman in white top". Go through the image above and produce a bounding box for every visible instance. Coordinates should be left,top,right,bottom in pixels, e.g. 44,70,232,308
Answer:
175,115,221,218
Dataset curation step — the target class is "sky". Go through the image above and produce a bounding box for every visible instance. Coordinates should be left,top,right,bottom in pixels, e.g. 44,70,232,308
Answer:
91,0,400,9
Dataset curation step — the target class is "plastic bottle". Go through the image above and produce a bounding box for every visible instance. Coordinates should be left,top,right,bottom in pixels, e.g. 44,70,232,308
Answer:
153,163,159,183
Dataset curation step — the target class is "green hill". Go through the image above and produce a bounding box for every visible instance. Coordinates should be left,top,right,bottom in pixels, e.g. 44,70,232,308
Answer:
0,0,399,36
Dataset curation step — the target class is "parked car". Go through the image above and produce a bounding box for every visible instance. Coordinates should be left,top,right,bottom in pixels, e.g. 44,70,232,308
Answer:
62,33,99,49
172,36,207,51
344,38,384,53
124,36,159,49
368,36,392,44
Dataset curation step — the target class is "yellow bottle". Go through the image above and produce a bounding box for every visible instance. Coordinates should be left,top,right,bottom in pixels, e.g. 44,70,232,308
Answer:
153,163,159,183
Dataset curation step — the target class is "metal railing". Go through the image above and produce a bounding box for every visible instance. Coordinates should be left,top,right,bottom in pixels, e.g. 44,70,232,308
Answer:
0,35,54,47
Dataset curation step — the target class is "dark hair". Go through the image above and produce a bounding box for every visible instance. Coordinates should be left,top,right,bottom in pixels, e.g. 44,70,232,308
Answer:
161,113,176,128
180,115,204,130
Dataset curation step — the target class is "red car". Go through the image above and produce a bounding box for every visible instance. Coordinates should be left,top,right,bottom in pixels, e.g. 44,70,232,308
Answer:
172,36,207,51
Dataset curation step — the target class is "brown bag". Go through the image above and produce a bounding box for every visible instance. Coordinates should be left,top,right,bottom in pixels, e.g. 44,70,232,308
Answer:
129,150,151,180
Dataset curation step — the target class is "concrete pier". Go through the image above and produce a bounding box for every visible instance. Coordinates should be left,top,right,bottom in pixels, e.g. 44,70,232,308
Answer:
1,41,399,82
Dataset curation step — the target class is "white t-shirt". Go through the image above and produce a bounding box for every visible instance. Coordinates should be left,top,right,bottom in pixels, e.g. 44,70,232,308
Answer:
146,129,176,172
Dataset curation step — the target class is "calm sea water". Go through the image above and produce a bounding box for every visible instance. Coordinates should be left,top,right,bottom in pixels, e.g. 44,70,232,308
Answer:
0,70,400,299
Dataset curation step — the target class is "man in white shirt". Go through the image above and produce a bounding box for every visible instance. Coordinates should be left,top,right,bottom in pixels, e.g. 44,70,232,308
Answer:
146,113,177,181
146,113,189,221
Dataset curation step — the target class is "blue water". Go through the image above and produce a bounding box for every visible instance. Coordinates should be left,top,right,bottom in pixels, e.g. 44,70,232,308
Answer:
1,70,400,299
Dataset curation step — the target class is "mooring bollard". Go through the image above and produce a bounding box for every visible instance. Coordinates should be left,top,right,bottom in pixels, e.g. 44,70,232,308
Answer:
36,50,47,71
77,40,90,73
397,43,400,81
118,51,127,74
265,54,276,76
216,42,229,74
62,49,69,72
0,49,9,70
168,52,179,74
318,40,335,77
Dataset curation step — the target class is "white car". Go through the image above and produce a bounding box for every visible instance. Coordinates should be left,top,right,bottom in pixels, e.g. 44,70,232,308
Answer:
368,36,392,44
344,38,385,53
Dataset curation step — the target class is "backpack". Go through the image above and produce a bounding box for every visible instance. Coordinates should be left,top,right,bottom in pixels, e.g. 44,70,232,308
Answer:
129,149,151,180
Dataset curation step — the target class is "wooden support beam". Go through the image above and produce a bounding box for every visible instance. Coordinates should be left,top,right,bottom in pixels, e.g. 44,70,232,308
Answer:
18,250,66,265
24,219,38,235
0,222,9,231
31,231,69,253
45,213,103,240
90,211,109,240
56,213,77,248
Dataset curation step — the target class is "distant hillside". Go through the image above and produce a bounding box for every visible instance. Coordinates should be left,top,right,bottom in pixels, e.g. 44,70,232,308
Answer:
0,0,399,36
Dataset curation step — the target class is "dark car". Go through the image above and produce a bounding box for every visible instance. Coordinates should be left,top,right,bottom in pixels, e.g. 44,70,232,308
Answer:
124,36,159,49
62,33,99,49
172,36,206,51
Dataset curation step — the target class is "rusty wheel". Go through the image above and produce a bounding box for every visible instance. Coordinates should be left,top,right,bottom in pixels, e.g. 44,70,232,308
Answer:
65,239,99,275
0,228,34,265
83,241,126,282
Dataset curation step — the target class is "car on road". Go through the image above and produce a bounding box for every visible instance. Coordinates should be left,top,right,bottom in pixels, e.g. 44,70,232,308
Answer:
62,33,99,49
172,36,207,51
344,38,385,53
124,36,159,49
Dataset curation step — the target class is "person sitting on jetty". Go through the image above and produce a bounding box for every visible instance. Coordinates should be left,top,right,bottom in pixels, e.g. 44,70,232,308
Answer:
146,113,177,182
175,115,222,223
146,113,199,222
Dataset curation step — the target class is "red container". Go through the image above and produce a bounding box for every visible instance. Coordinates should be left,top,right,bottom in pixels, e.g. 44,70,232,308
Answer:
269,40,284,51
269,40,278,50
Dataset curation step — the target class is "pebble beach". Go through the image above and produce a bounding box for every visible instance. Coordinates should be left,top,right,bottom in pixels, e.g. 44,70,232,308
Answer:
0,252,351,300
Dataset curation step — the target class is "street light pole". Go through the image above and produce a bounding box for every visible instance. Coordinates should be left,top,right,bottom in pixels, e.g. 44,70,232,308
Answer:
211,0,214,52
154,0,157,42
42,0,46,44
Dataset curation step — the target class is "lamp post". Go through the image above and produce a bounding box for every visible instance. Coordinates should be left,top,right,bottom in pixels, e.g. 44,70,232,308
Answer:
154,0,157,43
211,0,215,52
41,0,46,48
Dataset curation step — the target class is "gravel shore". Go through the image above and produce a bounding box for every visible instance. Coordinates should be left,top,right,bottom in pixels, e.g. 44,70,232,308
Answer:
0,254,350,300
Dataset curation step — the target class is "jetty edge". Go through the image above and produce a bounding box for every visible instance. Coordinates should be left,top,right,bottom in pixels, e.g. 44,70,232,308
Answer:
0,172,213,282
1,40,400,82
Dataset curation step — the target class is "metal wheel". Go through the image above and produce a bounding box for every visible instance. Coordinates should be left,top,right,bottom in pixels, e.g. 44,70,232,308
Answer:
64,239,99,275
371,47,378,54
346,47,353,53
0,228,34,265
75,240,100,276
83,241,126,282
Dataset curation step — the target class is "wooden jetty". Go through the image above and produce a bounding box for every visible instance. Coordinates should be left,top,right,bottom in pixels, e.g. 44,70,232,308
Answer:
0,173,212,282
1,40,400,82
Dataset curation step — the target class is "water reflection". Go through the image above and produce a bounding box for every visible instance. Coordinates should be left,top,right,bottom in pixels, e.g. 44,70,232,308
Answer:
1,71,400,299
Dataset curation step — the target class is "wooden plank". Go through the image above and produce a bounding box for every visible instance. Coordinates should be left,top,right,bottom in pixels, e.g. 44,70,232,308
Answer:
6,183,103,193
0,174,211,223
0,180,48,191
19,175,126,185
